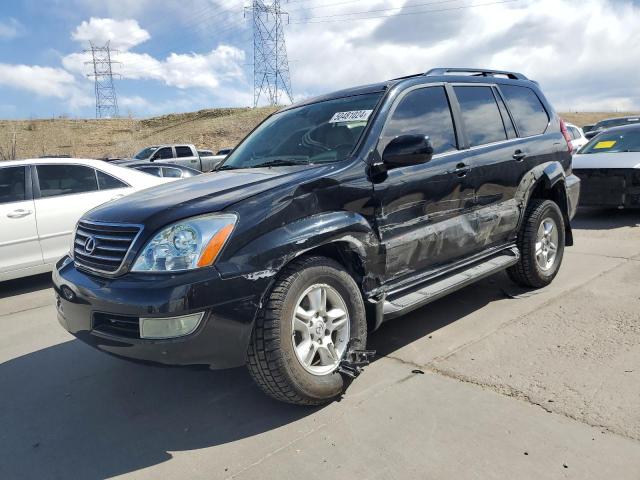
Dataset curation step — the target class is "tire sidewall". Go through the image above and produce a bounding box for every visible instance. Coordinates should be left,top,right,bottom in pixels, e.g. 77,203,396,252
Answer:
529,201,565,283
277,264,366,401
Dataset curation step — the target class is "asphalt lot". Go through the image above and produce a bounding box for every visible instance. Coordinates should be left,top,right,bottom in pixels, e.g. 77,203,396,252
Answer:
1,208,639,480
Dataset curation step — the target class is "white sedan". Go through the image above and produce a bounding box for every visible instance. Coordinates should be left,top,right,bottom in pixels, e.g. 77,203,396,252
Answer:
566,122,588,153
573,124,640,209
0,158,171,282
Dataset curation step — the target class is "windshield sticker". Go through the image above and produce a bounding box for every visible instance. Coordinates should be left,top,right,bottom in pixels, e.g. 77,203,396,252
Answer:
594,140,616,149
329,110,373,123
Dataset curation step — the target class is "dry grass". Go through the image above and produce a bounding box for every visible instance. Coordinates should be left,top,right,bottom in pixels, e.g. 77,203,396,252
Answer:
0,109,637,160
560,111,640,127
0,107,277,160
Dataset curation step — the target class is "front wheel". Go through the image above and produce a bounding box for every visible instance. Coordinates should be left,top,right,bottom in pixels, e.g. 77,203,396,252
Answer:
508,199,566,288
246,256,367,405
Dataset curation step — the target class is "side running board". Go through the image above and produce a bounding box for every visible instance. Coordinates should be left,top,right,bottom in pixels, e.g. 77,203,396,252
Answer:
383,247,520,320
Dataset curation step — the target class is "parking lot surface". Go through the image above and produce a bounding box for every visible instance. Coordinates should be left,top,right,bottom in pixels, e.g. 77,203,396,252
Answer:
1,209,639,479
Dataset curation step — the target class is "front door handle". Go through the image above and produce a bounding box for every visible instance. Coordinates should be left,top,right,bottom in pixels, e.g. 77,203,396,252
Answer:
513,150,527,161
7,209,33,219
453,162,470,177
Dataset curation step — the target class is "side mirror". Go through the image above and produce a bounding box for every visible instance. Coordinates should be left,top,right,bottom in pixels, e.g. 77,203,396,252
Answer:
382,135,434,168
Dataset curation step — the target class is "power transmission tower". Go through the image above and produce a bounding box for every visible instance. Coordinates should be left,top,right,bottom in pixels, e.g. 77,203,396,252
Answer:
246,1,294,107
85,41,120,118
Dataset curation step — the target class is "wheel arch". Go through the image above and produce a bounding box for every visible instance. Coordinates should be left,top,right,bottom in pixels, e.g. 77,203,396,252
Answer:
516,162,574,246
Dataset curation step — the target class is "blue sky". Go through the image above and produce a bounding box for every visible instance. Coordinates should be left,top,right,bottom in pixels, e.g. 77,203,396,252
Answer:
1,0,640,119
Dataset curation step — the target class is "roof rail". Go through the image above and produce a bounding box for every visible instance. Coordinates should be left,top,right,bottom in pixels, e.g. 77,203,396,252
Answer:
425,68,528,80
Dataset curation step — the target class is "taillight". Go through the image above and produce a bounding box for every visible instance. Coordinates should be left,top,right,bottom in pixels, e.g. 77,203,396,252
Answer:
560,118,572,153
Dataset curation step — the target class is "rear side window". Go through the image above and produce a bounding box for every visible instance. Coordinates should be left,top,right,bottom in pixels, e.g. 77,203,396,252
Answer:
0,166,26,204
175,146,193,158
162,167,183,178
567,127,578,140
137,166,161,176
454,86,507,147
96,170,128,190
500,85,549,137
383,86,457,155
37,165,98,198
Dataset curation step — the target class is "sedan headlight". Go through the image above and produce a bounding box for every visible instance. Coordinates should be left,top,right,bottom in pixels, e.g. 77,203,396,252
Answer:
131,214,237,272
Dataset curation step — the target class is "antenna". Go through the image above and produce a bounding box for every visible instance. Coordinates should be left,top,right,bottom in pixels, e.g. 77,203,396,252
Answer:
85,41,121,118
245,1,294,107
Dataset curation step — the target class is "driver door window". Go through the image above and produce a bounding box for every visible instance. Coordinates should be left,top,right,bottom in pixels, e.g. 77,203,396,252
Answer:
381,86,458,155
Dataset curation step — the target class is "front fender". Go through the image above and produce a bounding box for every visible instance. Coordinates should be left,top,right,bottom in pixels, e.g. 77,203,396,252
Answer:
215,211,380,282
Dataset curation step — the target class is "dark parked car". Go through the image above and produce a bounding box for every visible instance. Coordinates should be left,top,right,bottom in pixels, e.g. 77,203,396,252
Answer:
54,67,580,405
573,124,640,208
114,160,202,179
584,116,640,140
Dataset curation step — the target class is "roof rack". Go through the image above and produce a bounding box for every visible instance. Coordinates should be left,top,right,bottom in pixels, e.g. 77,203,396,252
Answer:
425,68,528,80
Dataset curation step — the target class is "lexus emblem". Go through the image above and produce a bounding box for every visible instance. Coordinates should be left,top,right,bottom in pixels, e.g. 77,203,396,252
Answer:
84,236,97,255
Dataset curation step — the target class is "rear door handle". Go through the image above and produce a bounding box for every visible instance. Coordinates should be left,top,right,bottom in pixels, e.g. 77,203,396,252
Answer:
453,162,470,177
7,209,33,219
513,150,527,161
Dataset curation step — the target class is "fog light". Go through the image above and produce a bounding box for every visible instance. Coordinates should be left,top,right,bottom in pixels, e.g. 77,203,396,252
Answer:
140,312,204,339
60,285,75,301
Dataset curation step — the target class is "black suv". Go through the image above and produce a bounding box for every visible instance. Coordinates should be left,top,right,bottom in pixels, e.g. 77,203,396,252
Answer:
54,68,580,405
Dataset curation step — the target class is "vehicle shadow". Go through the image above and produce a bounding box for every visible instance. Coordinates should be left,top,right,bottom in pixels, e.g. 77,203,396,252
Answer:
0,339,317,479
572,207,640,231
0,273,52,299
369,272,512,357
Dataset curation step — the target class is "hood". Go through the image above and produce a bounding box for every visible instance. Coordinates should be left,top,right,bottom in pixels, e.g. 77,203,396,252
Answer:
573,152,640,170
84,165,327,227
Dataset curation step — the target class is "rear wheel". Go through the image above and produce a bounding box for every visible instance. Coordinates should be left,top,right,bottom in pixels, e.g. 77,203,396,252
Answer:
246,256,367,405
508,199,565,288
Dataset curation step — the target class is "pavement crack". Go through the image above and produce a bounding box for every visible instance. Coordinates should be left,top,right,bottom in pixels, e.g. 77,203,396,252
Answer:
0,303,51,318
382,354,640,444
225,421,329,480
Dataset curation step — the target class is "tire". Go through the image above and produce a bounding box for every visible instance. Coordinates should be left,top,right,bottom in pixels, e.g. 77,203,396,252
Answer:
246,255,367,405
508,199,566,288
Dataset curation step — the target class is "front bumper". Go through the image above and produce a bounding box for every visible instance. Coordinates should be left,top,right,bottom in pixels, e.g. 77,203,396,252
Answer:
53,256,270,369
574,168,640,208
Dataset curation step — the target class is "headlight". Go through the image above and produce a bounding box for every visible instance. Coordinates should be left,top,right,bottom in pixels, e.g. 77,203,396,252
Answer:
131,213,237,272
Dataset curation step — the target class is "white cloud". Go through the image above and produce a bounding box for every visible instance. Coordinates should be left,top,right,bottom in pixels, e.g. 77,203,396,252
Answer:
0,18,24,39
0,64,92,109
71,17,150,50
286,0,640,110
63,44,247,93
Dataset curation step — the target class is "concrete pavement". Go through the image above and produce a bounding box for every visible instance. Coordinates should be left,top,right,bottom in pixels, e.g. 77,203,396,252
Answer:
1,208,639,479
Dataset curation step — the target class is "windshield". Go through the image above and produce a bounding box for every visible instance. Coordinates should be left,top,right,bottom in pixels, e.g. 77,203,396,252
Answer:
134,147,158,160
595,118,640,130
579,128,640,154
220,93,383,170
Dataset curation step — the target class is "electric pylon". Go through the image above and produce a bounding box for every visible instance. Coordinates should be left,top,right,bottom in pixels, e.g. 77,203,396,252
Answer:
246,1,294,107
85,41,120,118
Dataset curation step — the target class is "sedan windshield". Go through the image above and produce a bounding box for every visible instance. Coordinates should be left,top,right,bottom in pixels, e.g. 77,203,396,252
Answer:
134,147,158,160
220,93,383,170
579,129,640,154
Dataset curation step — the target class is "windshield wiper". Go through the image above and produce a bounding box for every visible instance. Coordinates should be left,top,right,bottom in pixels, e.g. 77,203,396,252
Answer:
251,159,310,168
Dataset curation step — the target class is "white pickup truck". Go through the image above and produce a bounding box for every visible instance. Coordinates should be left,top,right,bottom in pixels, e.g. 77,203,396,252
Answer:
131,144,230,172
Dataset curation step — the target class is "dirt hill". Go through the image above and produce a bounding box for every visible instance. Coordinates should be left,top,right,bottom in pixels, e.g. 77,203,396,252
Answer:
0,109,636,160
0,107,278,160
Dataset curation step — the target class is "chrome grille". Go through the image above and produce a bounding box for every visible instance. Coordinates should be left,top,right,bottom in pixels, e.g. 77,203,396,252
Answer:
73,220,141,274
